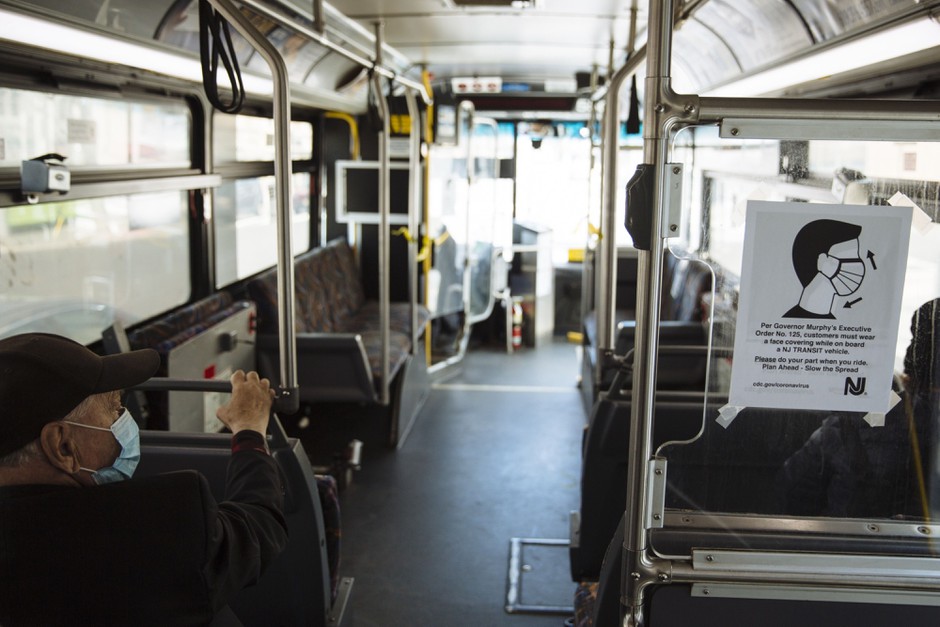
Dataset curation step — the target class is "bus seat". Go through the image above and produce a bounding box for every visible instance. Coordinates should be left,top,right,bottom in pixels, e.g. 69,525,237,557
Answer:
581,252,713,413
136,428,352,627
124,293,255,431
665,407,831,514
247,238,428,403
613,320,708,388
572,513,625,627
570,394,713,582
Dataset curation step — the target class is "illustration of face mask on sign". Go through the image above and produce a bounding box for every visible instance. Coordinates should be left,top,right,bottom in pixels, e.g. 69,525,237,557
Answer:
819,239,866,296
783,219,866,320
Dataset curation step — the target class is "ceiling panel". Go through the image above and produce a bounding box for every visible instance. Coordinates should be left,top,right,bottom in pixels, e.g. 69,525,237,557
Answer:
693,0,810,72
329,0,649,81
789,0,926,42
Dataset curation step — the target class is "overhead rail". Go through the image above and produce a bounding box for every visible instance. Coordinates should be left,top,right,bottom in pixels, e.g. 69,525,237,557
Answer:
589,0,709,104
238,0,432,105
620,0,940,624
205,0,299,414
318,1,414,70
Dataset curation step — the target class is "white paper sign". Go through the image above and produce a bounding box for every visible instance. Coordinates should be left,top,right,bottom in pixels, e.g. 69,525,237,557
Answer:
729,201,913,414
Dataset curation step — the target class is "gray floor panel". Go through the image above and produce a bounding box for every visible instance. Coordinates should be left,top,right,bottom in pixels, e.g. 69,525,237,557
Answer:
339,340,584,626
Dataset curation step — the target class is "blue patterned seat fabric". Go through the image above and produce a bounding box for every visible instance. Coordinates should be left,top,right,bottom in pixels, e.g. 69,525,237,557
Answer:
126,292,252,430
247,238,429,387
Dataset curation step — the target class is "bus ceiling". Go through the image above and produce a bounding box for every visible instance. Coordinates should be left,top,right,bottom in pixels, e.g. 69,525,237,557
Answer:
0,0,938,110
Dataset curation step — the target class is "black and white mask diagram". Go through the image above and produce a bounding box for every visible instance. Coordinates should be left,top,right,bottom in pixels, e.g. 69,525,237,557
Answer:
783,219,871,320
728,201,913,416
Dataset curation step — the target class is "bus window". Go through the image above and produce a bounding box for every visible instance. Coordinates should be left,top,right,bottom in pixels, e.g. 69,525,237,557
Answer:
658,130,940,534
213,172,311,287
0,191,190,344
213,113,313,163
515,121,595,264
211,112,314,287
0,87,190,168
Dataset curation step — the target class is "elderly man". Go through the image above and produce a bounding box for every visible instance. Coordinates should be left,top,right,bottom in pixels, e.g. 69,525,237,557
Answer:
0,333,287,626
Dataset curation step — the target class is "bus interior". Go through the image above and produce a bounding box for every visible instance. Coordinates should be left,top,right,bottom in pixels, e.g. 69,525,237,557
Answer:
1,0,940,625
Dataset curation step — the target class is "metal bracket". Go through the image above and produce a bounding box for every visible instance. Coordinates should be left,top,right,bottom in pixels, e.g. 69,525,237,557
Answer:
719,117,940,142
691,583,940,607
661,163,682,238
646,457,667,529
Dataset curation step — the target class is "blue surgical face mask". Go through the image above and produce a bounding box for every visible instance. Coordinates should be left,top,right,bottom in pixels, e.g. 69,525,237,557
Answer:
65,409,141,484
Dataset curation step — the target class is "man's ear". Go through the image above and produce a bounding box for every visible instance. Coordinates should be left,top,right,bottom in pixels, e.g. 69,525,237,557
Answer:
39,422,81,474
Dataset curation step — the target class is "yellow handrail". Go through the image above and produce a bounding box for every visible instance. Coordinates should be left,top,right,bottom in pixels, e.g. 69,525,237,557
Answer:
325,111,360,159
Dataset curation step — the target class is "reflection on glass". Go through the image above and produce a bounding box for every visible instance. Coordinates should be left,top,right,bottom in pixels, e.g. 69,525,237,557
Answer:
0,87,191,168
214,173,311,287
657,132,940,531
213,113,313,163
0,191,190,344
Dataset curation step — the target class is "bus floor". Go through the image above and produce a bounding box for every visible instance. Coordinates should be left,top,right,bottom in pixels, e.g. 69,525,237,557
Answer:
339,337,584,626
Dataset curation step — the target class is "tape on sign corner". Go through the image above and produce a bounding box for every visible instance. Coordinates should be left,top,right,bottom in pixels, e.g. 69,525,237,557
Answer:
717,404,745,428
862,391,901,428
863,412,886,428
888,390,902,410
888,191,934,235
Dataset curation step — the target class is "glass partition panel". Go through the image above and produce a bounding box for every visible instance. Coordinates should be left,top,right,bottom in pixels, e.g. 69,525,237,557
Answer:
0,191,190,344
213,172,311,287
467,118,499,322
427,113,472,319
655,129,940,552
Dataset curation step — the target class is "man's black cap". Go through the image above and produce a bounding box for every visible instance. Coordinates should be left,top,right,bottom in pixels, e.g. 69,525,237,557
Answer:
0,333,159,457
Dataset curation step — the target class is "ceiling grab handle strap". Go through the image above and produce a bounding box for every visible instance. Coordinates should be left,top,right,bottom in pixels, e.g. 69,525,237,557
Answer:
199,0,245,114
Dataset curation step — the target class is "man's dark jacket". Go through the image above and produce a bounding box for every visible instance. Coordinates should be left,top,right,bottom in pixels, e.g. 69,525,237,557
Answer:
0,445,287,626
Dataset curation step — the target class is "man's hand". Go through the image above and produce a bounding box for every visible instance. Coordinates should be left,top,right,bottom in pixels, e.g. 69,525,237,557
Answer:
216,370,275,435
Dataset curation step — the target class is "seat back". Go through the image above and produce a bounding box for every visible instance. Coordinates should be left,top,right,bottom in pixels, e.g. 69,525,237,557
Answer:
136,429,333,627
125,294,255,431
572,395,711,581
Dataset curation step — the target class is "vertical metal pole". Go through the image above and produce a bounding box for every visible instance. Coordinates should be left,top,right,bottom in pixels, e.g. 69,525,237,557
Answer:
373,21,391,406
461,100,475,338
206,0,298,412
607,37,616,83
580,66,599,357
626,0,638,56
595,53,644,385
405,87,421,352
595,72,619,382
312,0,325,34
422,68,434,367
624,0,675,623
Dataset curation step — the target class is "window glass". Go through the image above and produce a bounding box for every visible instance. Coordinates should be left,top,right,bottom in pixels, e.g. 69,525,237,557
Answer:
213,114,313,163
214,172,311,286
515,122,594,264
0,87,190,168
427,115,471,318
654,130,940,537
0,191,190,344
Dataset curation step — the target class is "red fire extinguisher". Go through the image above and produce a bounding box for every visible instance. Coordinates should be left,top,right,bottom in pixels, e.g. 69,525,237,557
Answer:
512,301,523,350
